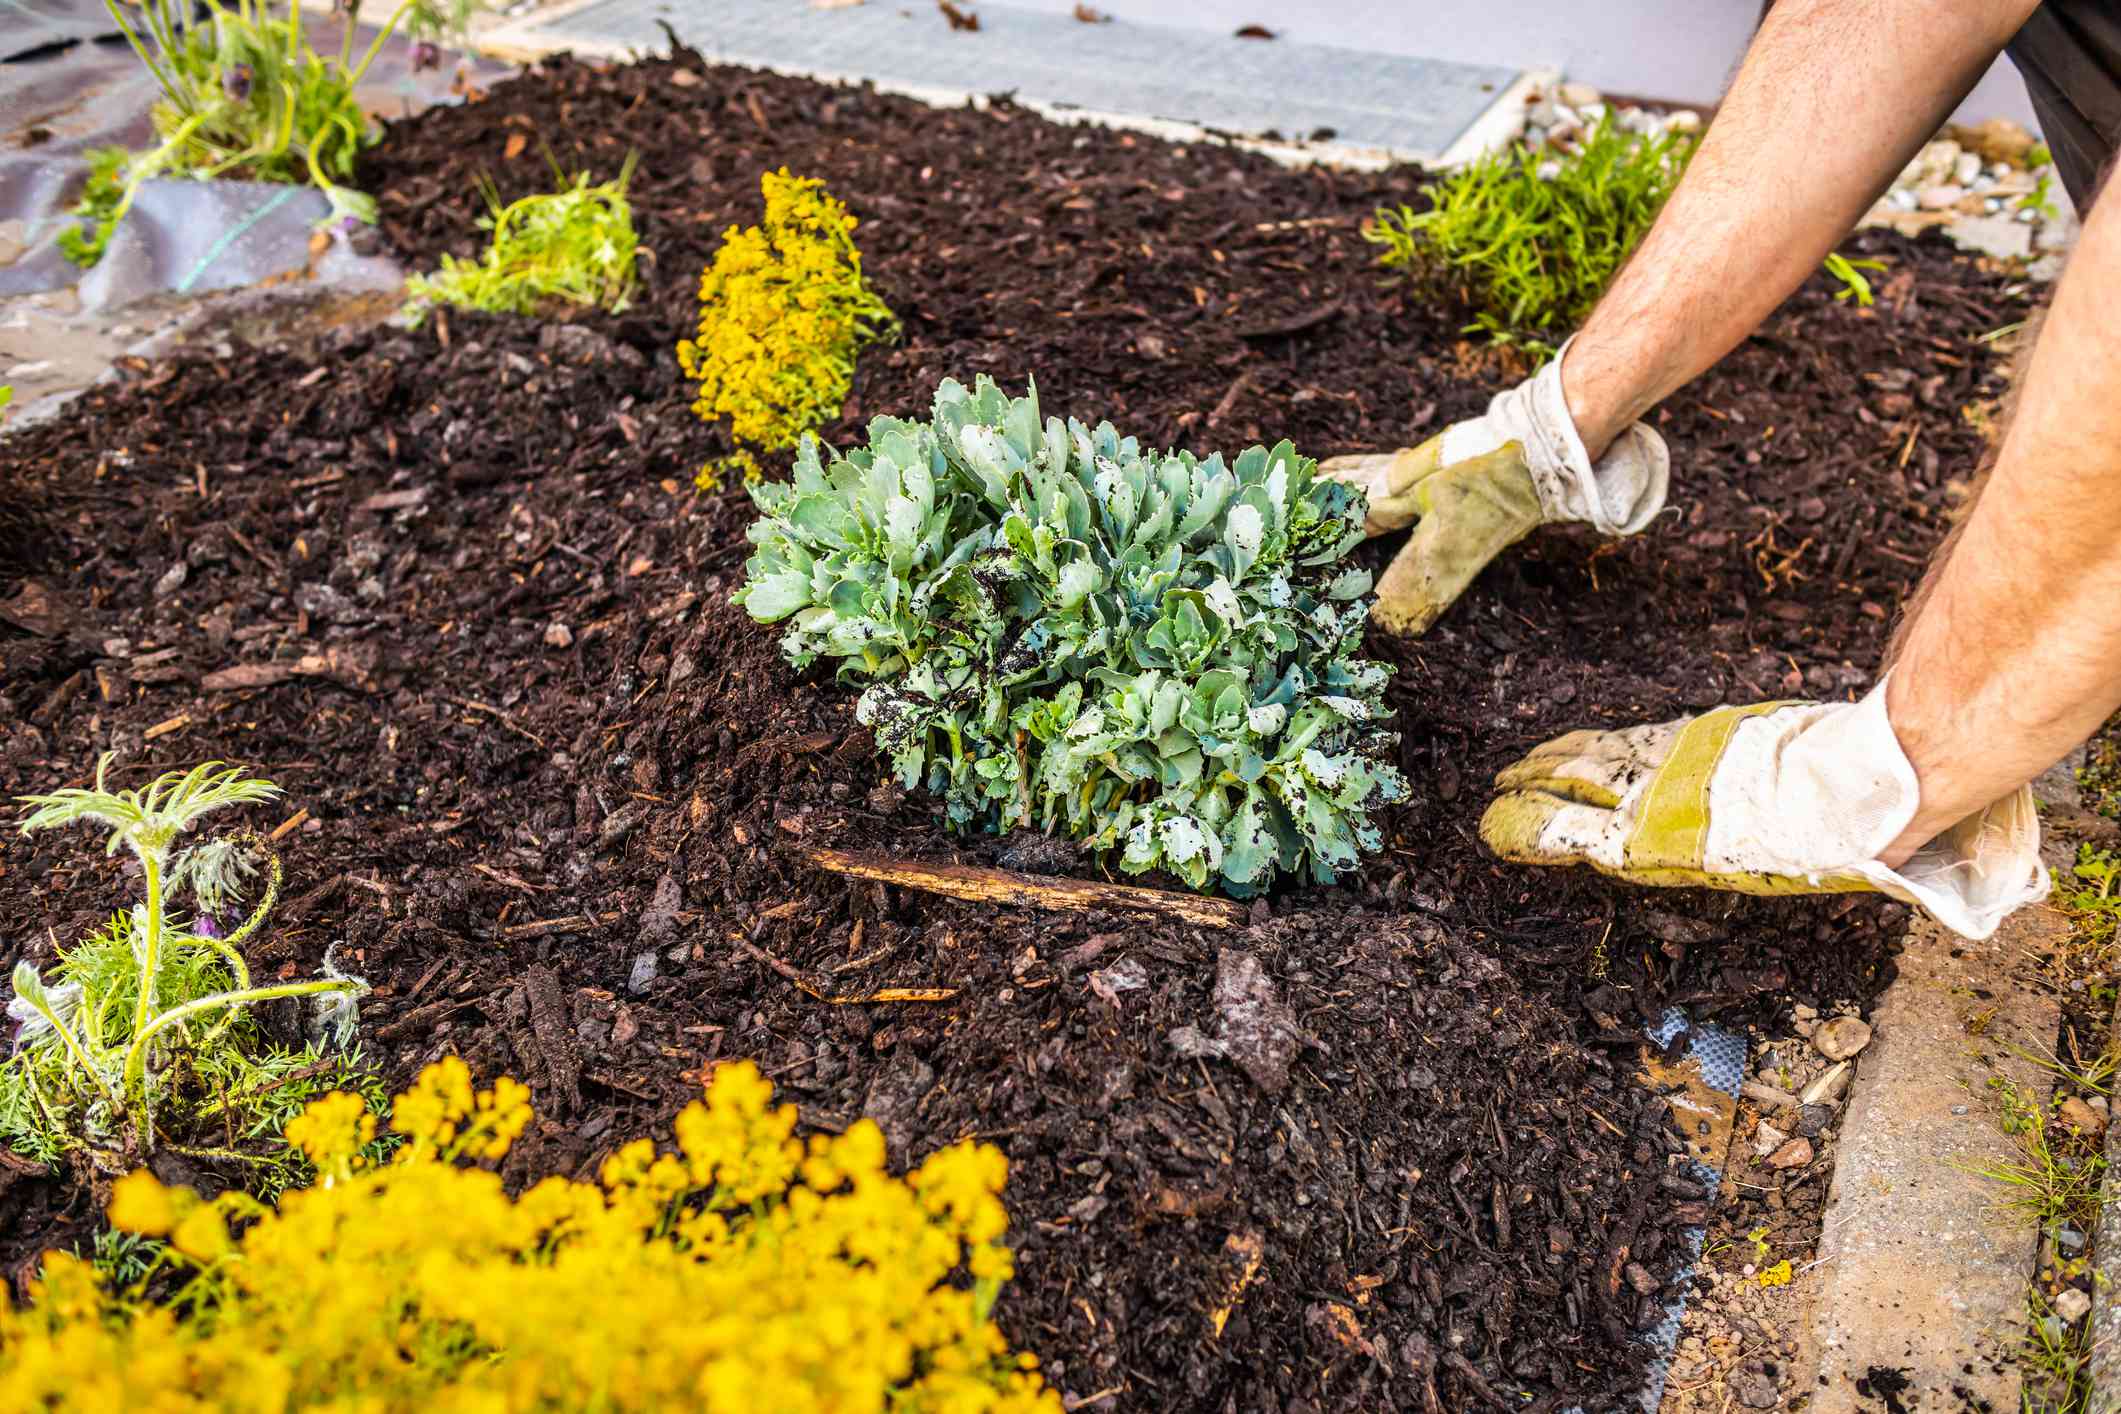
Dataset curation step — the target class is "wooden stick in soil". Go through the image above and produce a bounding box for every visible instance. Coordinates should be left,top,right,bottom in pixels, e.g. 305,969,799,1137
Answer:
800,847,1247,929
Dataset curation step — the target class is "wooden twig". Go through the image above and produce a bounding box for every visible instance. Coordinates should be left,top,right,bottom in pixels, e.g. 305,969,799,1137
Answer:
732,936,956,1005
801,847,1247,929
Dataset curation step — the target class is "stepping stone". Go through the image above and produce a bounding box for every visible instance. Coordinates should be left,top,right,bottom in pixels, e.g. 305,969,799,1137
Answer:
482,0,1537,166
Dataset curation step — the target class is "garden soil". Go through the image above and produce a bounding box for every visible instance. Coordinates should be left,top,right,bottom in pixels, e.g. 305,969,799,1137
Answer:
0,47,2035,1412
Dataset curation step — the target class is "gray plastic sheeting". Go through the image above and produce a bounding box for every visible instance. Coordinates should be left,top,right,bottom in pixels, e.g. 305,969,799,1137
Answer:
0,157,388,309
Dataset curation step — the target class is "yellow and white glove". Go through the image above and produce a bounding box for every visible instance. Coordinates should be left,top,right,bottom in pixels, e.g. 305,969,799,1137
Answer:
1322,337,1669,635
1478,681,2049,940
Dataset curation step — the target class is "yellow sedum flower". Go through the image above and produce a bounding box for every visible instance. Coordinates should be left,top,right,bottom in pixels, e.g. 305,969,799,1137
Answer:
2,1058,1057,1413
677,169,898,474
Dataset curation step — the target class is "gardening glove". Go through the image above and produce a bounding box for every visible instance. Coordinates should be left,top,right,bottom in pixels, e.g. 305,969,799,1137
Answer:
1320,336,1668,636
1478,679,2050,940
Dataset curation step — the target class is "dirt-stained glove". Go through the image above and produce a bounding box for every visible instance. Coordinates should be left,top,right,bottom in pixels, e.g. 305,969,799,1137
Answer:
1321,337,1668,635
1477,680,2049,940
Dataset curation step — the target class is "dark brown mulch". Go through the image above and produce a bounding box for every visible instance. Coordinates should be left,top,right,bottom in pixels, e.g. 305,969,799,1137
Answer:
0,46,2033,1412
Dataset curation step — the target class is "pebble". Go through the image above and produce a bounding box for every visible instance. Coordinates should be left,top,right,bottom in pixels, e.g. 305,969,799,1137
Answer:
2056,1224,2087,1255
1754,1121,1789,1157
1813,1016,1872,1061
1953,150,1985,185
1917,184,1966,210
1766,1137,1814,1169
1793,1102,1834,1138
2058,1096,2107,1138
1741,1080,1801,1112
1557,80,1602,108
544,621,575,649
627,949,659,995
1665,109,1702,133
2055,1287,2092,1323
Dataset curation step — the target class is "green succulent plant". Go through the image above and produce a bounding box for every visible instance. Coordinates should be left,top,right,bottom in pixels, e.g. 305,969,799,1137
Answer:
736,376,1409,895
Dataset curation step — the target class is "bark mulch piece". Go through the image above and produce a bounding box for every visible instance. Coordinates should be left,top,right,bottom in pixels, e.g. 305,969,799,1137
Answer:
0,45,2033,1411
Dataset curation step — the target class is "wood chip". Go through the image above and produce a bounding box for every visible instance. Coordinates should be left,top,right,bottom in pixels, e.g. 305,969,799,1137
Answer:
268,807,310,842
803,847,1247,928
142,713,190,740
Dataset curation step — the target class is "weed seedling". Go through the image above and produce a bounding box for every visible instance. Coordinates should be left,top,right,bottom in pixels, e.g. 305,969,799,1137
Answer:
403,155,640,325
1,757,371,1173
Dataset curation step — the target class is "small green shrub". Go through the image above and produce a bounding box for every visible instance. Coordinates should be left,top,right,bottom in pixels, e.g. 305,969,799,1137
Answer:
2,757,371,1177
736,376,1408,896
403,158,640,324
1369,113,1698,352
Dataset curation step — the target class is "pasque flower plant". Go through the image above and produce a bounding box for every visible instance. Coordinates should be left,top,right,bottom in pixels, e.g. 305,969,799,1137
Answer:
1,757,368,1172
737,376,1408,895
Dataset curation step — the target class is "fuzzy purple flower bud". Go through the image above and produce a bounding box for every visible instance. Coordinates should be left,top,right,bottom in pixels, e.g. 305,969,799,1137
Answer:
223,63,254,104
409,39,440,72
195,912,222,939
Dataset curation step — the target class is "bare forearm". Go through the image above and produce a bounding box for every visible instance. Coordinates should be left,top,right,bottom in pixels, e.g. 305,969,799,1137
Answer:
1882,183,2121,859
1564,0,2036,455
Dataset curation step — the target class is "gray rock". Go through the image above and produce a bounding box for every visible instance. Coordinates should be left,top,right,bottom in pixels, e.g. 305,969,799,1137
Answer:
2056,1287,2091,1323
1729,1367,1780,1408
1794,1102,1835,1138
627,948,659,995
1948,213,2034,260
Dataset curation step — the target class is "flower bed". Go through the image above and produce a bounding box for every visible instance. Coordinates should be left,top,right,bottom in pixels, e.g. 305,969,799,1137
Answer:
0,43,2031,1411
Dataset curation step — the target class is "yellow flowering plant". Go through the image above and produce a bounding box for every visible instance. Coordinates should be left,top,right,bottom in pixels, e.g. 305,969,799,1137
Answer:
678,168,898,486
0,1057,1061,1413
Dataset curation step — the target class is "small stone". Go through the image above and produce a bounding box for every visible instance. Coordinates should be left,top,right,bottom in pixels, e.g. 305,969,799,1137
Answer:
1664,108,1703,133
1793,1103,1834,1138
1753,1121,1789,1158
544,621,575,648
2058,1096,2107,1138
1729,1368,1780,1408
1557,80,1602,108
2056,1224,2087,1255
1766,1137,1814,1169
1802,1061,1852,1105
1948,212,2034,260
1953,150,1984,185
2055,1287,2091,1323
627,949,659,995
1917,184,1966,210
1813,1016,1872,1061
1793,1004,1818,1022
1741,1080,1801,1112
2089,1096,2109,1115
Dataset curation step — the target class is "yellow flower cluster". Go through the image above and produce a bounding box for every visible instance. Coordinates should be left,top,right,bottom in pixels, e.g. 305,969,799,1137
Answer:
677,168,897,483
0,1059,1058,1414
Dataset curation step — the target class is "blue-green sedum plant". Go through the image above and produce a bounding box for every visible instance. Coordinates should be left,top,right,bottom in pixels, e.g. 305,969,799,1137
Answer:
735,376,1409,895
2,758,370,1173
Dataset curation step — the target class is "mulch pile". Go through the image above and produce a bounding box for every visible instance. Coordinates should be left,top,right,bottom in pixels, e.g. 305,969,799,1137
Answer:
0,43,2033,1411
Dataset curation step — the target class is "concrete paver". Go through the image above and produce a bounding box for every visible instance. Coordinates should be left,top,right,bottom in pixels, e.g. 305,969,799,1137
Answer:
1798,910,2064,1411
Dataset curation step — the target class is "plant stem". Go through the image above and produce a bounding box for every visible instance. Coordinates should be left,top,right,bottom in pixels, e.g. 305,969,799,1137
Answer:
121,980,362,1101
133,851,166,1049
347,0,420,86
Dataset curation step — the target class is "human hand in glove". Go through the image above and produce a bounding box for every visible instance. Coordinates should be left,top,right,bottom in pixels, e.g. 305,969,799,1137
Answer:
1320,337,1669,636
1477,681,2049,940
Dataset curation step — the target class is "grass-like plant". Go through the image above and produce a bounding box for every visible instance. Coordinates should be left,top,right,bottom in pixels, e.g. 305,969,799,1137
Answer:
403,157,640,325
679,168,899,487
2,758,370,1174
1369,112,1698,353
1373,114,1901,350
64,0,476,267
737,376,1408,896
0,1060,1061,1412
